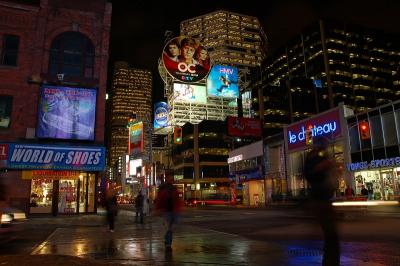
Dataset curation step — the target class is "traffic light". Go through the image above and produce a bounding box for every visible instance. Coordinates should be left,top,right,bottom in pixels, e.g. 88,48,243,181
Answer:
359,120,370,140
306,124,313,145
173,127,182,144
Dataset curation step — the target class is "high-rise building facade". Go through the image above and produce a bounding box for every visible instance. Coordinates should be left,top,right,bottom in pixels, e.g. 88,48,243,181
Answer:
109,61,152,169
252,19,400,137
180,10,267,70
180,10,268,117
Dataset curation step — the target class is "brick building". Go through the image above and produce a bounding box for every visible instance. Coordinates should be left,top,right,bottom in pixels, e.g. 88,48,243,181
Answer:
0,0,111,215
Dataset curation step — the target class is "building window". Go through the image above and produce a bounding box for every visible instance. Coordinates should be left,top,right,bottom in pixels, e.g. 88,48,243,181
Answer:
49,32,94,78
0,95,12,128
1,34,20,66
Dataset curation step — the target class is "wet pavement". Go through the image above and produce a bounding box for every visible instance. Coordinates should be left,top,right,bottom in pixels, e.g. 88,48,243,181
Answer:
5,210,387,265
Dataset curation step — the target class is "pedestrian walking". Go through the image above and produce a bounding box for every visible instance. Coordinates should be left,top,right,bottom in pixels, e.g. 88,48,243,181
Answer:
135,192,144,224
105,187,118,232
155,172,183,252
304,137,340,266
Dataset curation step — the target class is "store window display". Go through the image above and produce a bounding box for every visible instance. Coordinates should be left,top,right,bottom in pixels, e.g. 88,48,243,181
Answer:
30,178,53,213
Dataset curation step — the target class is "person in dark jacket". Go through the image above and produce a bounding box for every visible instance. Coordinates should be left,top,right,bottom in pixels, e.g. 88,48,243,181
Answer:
304,137,340,266
135,192,144,224
105,188,118,232
155,173,183,251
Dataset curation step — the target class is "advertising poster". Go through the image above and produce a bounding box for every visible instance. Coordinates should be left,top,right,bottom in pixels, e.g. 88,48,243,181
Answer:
173,83,207,104
207,65,239,98
154,102,169,129
227,116,262,138
129,122,144,155
162,36,211,83
36,86,97,140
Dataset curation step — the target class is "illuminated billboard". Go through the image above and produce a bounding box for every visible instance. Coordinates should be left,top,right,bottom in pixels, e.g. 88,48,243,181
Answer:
36,86,97,140
128,122,144,155
162,36,211,83
227,116,262,138
207,65,239,98
173,83,207,104
154,102,169,129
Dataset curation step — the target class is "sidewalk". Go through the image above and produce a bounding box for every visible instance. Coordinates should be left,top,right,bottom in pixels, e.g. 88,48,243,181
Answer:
0,210,387,266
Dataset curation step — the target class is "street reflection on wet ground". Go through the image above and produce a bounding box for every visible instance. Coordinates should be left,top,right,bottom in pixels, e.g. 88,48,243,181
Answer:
29,215,393,266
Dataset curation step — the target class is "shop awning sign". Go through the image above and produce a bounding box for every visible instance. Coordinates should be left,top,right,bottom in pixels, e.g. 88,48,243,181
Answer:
4,143,105,171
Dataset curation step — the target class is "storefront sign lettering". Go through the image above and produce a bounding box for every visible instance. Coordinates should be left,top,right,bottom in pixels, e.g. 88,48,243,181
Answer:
4,143,105,171
288,121,337,144
286,108,341,151
347,157,400,171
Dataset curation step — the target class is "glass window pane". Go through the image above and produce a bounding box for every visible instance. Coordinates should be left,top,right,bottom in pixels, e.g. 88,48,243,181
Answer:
370,116,384,147
59,179,77,213
349,124,360,152
382,112,397,146
1,35,19,66
395,110,400,143
0,95,12,128
30,178,53,214
79,174,87,213
88,173,95,212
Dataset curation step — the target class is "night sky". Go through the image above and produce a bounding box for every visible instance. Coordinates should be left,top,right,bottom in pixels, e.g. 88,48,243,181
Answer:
108,0,400,102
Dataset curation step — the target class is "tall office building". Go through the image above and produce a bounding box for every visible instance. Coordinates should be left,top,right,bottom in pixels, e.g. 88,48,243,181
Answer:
180,10,268,116
180,10,267,71
252,19,400,136
109,61,152,168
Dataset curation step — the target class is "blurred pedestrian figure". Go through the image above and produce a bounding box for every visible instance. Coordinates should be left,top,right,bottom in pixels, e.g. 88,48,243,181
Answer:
304,137,340,266
345,185,354,199
155,172,183,252
361,185,368,197
367,183,374,200
105,187,118,232
135,192,144,224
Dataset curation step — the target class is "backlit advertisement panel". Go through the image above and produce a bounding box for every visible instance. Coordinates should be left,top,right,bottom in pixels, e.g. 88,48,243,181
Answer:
227,116,262,138
128,122,144,155
173,83,207,104
207,65,239,98
36,86,97,140
162,36,210,83
154,102,169,129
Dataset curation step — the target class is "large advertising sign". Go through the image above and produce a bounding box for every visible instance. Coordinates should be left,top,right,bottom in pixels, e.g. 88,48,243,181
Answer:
4,143,105,171
162,36,211,83
207,65,239,98
286,108,341,151
154,102,169,129
173,83,207,104
36,86,97,140
227,117,262,138
128,122,144,155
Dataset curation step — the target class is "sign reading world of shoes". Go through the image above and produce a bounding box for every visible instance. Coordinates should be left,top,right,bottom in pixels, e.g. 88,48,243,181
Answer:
0,143,105,171
286,108,342,151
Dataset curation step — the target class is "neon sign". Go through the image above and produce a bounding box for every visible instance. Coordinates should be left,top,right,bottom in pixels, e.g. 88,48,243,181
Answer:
286,108,341,151
289,121,337,144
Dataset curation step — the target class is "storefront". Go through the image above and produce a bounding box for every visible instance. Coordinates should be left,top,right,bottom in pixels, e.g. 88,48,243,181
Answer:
1,143,105,215
346,100,400,200
284,104,354,198
228,140,265,206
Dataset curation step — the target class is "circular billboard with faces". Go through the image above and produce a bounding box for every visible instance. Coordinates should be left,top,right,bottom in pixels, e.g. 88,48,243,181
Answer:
162,36,211,83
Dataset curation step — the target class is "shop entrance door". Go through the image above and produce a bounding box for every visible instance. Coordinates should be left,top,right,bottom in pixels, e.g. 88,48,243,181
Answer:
58,179,78,214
